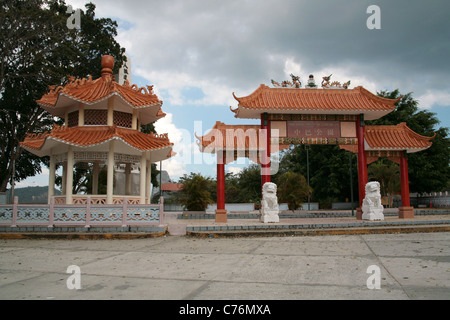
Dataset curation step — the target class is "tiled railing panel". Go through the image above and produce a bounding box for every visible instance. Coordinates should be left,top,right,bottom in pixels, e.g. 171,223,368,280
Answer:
53,206,87,225
17,206,50,224
0,196,163,228
90,206,123,224
0,207,13,224
127,206,160,224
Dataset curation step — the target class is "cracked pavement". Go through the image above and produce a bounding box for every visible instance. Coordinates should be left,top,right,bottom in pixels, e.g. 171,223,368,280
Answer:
0,232,449,300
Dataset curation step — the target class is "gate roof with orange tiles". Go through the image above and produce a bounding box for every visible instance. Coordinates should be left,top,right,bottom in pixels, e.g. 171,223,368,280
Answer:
231,84,400,120
365,122,434,152
339,122,434,154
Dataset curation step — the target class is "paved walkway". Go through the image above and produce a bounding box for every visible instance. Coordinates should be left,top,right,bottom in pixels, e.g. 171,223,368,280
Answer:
168,212,450,237
1,211,449,239
0,232,449,301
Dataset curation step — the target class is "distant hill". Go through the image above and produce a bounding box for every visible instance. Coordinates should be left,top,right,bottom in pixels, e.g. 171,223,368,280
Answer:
6,186,61,204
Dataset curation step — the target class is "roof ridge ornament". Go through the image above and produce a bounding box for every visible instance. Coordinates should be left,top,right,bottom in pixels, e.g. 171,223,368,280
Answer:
270,73,350,89
66,75,94,88
48,85,65,95
101,55,114,82
127,83,155,96
290,74,301,88
271,73,302,88
321,74,351,89
305,74,317,88
148,131,169,140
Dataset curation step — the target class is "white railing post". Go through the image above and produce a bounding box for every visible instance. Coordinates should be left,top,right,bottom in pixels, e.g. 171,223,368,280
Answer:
122,196,127,227
159,196,164,225
85,196,91,228
11,196,18,227
48,197,55,228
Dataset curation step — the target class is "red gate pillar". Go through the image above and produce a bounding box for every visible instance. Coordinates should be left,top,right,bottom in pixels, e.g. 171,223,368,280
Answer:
260,113,271,187
356,114,368,219
399,151,414,218
215,150,227,222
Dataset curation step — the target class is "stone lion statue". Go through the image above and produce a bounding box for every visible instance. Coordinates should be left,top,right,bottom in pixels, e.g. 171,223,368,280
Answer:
362,181,384,221
260,182,280,223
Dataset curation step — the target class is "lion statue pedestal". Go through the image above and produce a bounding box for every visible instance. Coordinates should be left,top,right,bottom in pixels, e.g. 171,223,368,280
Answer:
260,182,280,223
362,181,384,221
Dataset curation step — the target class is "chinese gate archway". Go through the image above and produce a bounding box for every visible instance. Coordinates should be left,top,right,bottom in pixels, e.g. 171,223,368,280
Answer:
197,77,434,222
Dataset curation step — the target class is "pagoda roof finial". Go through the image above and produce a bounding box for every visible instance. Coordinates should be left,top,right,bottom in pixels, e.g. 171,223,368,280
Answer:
101,55,114,80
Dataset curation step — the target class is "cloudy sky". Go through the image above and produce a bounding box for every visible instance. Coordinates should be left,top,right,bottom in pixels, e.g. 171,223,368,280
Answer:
20,0,450,187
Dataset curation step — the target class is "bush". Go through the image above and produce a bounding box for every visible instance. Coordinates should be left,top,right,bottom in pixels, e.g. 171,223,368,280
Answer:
177,173,214,211
276,171,312,210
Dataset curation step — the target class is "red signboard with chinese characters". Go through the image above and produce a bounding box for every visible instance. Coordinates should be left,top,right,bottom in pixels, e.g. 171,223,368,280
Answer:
287,121,341,138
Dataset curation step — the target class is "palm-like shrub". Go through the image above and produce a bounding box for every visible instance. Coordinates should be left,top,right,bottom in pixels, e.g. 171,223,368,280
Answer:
276,171,312,210
178,173,214,211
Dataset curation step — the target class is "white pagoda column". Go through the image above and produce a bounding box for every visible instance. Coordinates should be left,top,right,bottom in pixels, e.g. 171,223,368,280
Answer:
107,97,114,126
61,162,67,195
78,102,85,126
132,109,138,130
146,160,151,204
48,152,56,204
139,152,147,204
66,146,74,204
92,161,99,195
106,140,115,204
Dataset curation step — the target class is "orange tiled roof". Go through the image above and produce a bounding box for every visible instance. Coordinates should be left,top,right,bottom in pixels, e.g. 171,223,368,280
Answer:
231,85,400,120
340,122,434,153
20,125,173,152
198,121,433,154
197,121,260,150
364,122,434,152
161,183,184,192
196,121,290,152
37,76,162,109
36,56,163,125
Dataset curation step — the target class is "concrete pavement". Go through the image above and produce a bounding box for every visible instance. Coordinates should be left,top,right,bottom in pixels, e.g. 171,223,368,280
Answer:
177,213,450,237
0,232,449,300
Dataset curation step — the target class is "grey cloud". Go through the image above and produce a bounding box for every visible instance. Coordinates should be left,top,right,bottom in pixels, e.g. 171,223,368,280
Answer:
89,0,450,103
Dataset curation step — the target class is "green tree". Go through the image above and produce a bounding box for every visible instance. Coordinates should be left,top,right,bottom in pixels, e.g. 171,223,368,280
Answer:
275,171,311,210
0,0,125,192
236,164,263,203
368,159,400,195
224,172,242,203
367,158,400,207
368,90,450,193
177,173,214,211
277,145,358,206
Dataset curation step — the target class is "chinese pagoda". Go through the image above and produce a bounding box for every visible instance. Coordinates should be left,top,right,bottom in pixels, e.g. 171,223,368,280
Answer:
21,55,174,205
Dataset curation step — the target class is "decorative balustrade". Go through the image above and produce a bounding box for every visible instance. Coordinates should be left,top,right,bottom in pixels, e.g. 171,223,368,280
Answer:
0,196,164,228
54,195,142,205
